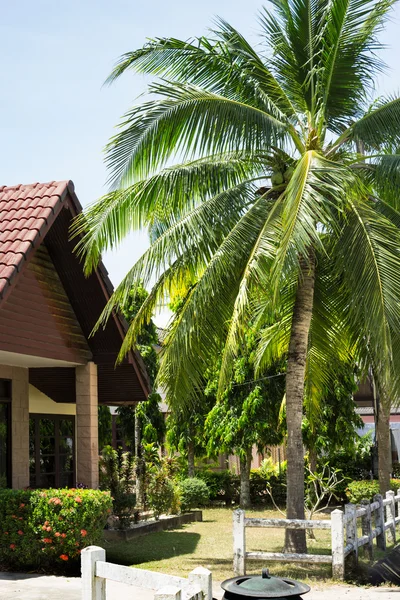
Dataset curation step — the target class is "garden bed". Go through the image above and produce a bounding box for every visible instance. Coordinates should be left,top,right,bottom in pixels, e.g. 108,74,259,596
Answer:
103,510,203,542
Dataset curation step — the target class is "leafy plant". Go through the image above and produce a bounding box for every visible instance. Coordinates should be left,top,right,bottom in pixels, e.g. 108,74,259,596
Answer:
99,446,136,528
146,473,177,519
178,478,210,511
346,479,400,504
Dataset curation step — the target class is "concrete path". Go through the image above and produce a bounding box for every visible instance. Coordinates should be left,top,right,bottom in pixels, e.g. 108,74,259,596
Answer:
0,572,398,599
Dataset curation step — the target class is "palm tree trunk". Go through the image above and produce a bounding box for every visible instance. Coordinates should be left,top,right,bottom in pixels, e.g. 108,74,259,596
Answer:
285,254,316,553
377,397,391,494
188,439,195,478
240,447,253,509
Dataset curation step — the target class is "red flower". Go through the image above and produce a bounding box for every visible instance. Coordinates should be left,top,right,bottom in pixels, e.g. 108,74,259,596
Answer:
42,526,47,531
61,533,66,538
75,497,82,503
55,532,61,537
4,532,8,535
59,554,69,561
80,529,87,537
9,544,16,550
44,521,49,526
19,503,25,508
19,517,23,520
46,526,52,532
17,530,23,535
43,538,53,544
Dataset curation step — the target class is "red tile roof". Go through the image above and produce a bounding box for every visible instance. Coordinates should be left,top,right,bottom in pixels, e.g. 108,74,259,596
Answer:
0,181,71,300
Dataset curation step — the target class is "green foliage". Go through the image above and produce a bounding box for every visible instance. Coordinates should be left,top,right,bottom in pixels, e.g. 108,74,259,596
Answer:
302,361,362,459
99,446,136,528
178,478,210,511
121,280,158,385
98,405,112,451
195,470,236,503
205,330,285,462
345,479,400,503
146,473,177,519
0,488,111,569
392,462,400,478
116,393,165,451
259,457,287,479
318,432,374,486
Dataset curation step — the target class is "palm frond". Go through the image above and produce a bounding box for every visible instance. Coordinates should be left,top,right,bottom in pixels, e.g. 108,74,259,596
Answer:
157,198,272,409
335,197,400,385
321,0,394,132
350,96,400,148
105,81,288,187
71,153,263,273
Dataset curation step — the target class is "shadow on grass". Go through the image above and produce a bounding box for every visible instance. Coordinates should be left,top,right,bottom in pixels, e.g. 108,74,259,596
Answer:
104,530,201,566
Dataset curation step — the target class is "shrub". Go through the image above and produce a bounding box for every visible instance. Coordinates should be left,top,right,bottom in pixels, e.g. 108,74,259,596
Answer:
147,472,177,519
392,462,400,478
178,478,210,511
99,446,136,528
195,470,236,503
346,479,400,503
250,470,286,506
0,488,112,569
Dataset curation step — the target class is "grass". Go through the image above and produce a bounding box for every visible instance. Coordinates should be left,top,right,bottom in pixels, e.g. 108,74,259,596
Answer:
103,507,338,583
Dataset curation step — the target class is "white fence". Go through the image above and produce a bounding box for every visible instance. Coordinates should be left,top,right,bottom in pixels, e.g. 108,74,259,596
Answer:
81,546,212,600
233,489,400,580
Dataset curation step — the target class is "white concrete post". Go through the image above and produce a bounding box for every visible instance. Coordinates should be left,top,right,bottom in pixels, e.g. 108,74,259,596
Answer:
386,490,396,544
331,509,345,580
345,503,358,563
360,499,373,560
81,546,106,600
374,494,386,551
154,587,182,600
233,509,246,576
188,567,213,600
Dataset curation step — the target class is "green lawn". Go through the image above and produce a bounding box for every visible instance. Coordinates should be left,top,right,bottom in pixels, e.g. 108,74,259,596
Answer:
103,508,336,583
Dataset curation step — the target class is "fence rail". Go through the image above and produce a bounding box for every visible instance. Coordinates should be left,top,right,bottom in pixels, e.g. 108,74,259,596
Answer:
82,546,212,600
233,489,400,580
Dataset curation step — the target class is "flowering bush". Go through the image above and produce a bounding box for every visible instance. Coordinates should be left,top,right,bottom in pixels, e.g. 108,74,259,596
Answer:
0,488,112,569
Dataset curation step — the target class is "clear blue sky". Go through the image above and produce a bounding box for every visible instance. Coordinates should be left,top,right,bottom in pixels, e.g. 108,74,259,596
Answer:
1,1,400,324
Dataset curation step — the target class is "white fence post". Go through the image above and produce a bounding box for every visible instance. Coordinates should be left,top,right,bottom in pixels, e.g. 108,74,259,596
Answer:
345,503,358,565
233,509,246,576
331,509,345,580
154,587,182,600
188,567,213,600
360,499,373,560
81,546,106,600
386,490,396,544
374,494,386,551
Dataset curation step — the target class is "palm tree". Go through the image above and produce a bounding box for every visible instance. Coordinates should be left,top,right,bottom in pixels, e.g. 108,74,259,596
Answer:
74,0,400,552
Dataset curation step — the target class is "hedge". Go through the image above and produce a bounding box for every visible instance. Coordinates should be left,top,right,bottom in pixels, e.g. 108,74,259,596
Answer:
195,469,287,506
345,479,400,504
0,488,112,569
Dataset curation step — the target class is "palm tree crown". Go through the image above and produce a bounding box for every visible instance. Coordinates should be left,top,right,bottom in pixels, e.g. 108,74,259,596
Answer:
74,0,400,551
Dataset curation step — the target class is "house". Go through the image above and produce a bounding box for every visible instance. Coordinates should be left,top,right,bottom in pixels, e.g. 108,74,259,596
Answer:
0,180,150,491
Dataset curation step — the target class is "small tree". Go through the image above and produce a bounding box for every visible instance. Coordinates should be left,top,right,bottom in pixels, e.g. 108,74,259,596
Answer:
205,330,285,508
302,360,362,472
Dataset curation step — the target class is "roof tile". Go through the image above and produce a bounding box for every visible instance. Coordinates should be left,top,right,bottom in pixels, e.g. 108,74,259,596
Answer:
0,181,70,298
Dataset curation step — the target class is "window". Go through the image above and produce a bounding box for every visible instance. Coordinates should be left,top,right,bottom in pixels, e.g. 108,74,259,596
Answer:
29,415,75,488
0,380,11,488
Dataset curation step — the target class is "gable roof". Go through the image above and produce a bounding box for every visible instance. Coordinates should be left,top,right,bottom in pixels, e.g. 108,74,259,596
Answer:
0,180,150,404
0,181,70,302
